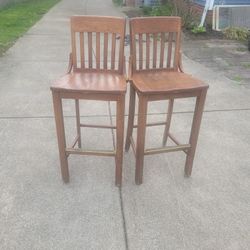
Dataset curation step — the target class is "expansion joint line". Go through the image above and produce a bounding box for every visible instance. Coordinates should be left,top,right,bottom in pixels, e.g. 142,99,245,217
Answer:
119,187,129,250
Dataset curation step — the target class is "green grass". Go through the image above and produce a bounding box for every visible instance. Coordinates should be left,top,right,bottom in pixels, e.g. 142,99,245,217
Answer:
232,75,243,82
242,63,250,68
236,47,247,52
0,0,60,55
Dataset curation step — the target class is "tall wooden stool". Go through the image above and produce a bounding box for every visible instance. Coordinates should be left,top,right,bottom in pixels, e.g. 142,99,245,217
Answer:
51,16,127,186
125,17,209,184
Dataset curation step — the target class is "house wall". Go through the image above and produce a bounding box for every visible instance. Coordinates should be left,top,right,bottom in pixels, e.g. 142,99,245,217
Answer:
125,0,134,6
194,0,250,6
191,2,213,24
125,0,143,6
126,0,250,7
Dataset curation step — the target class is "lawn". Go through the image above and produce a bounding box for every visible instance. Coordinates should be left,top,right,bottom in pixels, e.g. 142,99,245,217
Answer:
0,0,60,55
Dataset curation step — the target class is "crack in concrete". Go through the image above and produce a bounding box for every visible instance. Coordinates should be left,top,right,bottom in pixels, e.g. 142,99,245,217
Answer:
107,101,129,250
119,187,129,250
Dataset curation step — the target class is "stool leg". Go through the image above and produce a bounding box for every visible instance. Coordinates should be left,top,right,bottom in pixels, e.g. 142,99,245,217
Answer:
52,91,69,183
162,98,174,146
115,95,125,187
185,89,207,177
75,99,82,148
135,95,148,185
125,84,136,152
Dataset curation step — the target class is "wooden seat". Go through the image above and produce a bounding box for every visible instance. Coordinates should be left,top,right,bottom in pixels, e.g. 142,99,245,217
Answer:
131,71,205,94
52,72,127,93
125,17,209,184
51,16,126,186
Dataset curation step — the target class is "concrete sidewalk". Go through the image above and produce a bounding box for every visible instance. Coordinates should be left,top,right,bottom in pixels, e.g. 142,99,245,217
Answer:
0,0,249,249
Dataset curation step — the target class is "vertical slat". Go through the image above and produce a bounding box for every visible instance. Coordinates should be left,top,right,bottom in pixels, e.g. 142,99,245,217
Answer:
160,32,165,68
104,33,108,69
139,33,143,70
111,33,116,70
71,32,77,70
130,21,136,73
153,33,157,68
119,34,125,74
131,32,137,72
173,32,181,70
79,32,85,69
167,32,173,68
146,33,150,69
88,32,92,68
96,32,100,69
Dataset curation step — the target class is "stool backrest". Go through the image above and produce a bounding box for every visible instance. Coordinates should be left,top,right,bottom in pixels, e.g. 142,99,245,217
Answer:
70,16,126,74
129,17,181,73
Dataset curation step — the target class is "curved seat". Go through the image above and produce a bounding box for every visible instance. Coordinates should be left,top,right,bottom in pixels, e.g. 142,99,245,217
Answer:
51,72,127,94
131,71,207,94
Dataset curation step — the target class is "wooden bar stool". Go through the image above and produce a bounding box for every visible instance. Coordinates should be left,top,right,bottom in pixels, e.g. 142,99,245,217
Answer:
125,17,209,184
51,16,126,186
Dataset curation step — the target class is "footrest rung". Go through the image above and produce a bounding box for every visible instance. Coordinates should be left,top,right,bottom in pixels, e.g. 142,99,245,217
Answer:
80,123,116,129
145,144,191,156
133,121,166,128
66,148,116,157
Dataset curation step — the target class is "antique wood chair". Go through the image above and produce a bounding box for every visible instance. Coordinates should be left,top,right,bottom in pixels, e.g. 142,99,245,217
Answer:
51,16,126,186
125,17,209,184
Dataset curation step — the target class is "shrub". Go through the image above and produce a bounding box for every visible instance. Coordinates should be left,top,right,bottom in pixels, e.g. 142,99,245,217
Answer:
191,25,206,34
169,0,199,29
150,4,172,16
223,27,249,41
142,6,152,16
113,0,123,6
142,0,172,17
143,0,199,29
